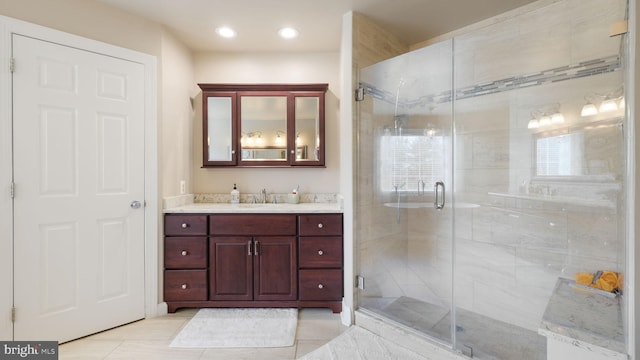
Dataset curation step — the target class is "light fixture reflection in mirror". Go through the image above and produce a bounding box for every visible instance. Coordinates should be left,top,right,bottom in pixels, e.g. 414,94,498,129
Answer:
275,131,285,145
599,98,618,113
551,112,565,124
581,89,624,117
581,102,598,116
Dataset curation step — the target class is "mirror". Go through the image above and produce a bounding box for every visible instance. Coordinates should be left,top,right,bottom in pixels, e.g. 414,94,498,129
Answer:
295,97,320,161
206,96,233,162
199,83,327,167
240,95,287,161
534,118,622,180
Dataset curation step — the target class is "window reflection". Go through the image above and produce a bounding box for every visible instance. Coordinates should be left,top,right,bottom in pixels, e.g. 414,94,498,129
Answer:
534,118,622,180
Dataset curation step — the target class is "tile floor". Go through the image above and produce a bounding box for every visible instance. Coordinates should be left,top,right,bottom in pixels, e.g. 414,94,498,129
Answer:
59,308,348,360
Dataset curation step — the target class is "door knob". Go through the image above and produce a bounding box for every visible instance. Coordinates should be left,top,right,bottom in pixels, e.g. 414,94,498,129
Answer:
130,200,142,209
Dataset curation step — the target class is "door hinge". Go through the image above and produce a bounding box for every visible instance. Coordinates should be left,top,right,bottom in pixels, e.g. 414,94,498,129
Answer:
355,87,365,102
10,182,15,199
11,306,15,323
9,58,14,73
356,275,365,290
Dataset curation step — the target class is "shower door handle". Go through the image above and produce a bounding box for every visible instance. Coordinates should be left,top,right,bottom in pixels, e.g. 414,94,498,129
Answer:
434,181,445,210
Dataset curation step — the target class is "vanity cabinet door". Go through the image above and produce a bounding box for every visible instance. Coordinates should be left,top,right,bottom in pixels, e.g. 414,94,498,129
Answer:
209,237,253,301
253,236,297,301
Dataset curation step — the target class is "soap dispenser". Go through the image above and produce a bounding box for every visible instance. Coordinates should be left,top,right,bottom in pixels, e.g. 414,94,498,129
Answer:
230,183,240,204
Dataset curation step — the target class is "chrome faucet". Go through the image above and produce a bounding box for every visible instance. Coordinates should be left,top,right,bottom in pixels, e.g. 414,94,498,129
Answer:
260,188,267,204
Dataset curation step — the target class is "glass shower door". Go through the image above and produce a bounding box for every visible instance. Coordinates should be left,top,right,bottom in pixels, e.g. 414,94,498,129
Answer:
356,40,455,346
451,1,627,358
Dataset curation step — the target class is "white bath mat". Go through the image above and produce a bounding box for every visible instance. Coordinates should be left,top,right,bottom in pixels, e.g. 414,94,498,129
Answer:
170,308,298,348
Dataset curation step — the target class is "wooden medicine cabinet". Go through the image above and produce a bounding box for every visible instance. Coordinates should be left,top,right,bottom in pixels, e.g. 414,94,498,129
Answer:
199,83,328,167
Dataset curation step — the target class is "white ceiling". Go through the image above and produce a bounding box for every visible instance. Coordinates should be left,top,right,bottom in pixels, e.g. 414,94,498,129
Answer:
95,0,538,52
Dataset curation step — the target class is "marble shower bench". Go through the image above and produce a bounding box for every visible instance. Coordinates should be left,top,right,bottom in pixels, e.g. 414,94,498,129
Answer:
538,278,626,360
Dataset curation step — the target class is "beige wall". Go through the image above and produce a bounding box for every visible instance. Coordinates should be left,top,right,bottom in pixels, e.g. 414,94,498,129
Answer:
0,0,162,57
192,52,341,195
161,30,195,197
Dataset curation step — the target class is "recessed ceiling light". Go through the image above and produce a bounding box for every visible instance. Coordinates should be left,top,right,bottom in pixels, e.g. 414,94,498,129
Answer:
278,27,299,39
216,26,236,38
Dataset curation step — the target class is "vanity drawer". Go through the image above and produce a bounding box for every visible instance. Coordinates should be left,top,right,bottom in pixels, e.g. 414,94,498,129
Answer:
165,237,207,269
165,215,207,236
299,269,343,301
209,214,296,235
164,270,207,301
298,214,342,236
299,237,342,268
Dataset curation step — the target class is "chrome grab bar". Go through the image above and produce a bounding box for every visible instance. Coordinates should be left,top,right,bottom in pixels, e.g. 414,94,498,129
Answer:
434,181,445,210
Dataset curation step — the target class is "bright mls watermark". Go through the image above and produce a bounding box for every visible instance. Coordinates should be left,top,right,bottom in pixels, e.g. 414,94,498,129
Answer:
0,342,58,359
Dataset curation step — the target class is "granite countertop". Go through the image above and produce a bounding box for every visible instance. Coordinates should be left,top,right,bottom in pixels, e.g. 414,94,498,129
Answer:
538,278,625,356
163,202,343,214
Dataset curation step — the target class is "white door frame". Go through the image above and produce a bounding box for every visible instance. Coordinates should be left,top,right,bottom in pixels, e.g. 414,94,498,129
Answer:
0,16,160,338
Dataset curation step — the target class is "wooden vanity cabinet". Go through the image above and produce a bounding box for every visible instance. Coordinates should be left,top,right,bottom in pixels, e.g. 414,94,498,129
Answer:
209,214,297,302
298,214,344,303
163,212,343,313
163,214,208,302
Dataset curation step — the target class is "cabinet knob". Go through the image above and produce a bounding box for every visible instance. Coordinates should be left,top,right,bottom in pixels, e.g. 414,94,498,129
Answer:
181,250,188,256
181,284,188,289
181,223,189,229
317,223,324,229
318,250,324,255
318,284,324,289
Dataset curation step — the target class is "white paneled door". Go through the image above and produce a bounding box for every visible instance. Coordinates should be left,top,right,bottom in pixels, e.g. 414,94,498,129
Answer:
12,34,146,343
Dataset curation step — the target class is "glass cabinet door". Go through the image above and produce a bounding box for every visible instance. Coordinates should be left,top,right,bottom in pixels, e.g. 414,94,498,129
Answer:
292,95,324,166
203,92,236,166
